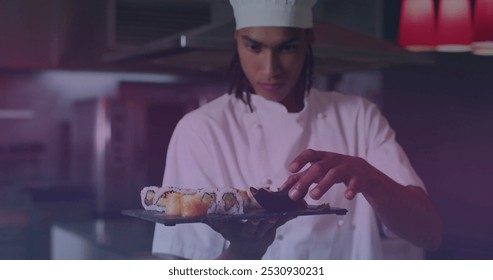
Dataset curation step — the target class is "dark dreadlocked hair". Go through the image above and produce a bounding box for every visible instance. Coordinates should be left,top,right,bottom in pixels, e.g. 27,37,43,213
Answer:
227,42,315,112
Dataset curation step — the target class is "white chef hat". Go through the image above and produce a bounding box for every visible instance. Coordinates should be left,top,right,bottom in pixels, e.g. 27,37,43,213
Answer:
229,0,317,30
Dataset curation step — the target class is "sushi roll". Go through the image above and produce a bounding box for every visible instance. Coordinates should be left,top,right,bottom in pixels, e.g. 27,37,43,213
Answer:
140,186,160,211
153,186,178,212
157,187,212,217
140,186,266,216
198,188,218,214
217,189,244,214
180,193,210,217
240,188,262,209
164,192,183,216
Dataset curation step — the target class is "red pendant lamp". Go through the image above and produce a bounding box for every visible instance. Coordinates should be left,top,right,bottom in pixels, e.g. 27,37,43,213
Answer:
472,0,493,55
436,0,473,52
398,0,436,51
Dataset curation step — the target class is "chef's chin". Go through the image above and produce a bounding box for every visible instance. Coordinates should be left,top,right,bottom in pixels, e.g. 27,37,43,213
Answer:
254,89,290,103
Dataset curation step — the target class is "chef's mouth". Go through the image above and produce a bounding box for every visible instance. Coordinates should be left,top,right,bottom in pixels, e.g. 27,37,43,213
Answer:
258,82,285,92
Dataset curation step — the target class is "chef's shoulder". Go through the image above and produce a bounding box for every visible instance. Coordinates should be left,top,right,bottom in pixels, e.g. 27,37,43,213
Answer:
311,88,380,116
173,93,239,132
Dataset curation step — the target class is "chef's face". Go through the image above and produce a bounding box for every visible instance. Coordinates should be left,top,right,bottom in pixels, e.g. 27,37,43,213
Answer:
235,27,311,107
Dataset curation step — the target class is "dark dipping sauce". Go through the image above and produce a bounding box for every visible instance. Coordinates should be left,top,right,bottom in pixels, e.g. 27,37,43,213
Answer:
249,187,307,212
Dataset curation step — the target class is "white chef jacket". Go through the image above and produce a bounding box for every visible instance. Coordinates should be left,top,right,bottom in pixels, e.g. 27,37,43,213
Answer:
152,88,425,259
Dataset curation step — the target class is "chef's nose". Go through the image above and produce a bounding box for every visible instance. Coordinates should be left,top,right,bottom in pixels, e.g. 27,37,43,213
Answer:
262,50,281,77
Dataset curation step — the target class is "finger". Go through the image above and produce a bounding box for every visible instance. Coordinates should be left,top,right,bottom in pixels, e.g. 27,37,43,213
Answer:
279,172,304,191
288,149,322,173
255,218,279,239
345,177,360,200
249,218,261,225
279,173,299,191
206,221,240,237
205,221,223,232
345,189,355,200
288,161,332,200
310,165,349,200
242,220,259,236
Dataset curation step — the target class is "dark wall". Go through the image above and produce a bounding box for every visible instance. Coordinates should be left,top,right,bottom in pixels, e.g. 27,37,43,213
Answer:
381,61,493,259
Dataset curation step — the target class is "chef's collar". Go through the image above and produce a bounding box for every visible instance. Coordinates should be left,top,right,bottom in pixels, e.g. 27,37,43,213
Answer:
249,93,310,116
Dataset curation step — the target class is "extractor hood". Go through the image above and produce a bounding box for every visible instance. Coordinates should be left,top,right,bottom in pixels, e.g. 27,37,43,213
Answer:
104,20,434,75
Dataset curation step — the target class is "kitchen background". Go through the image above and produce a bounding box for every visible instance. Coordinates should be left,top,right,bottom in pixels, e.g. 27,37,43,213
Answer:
0,0,492,259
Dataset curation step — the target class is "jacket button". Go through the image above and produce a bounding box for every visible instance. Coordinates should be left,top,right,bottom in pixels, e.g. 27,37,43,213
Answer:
317,113,325,119
254,123,262,129
258,178,272,188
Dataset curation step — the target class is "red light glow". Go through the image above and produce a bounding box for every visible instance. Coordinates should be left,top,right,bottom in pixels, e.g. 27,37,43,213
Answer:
436,0,473,52
398,0,437,51
472,0,493,55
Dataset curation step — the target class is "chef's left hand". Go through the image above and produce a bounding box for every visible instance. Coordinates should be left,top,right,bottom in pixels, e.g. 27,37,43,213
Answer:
206,217,293,259
280,149,387,201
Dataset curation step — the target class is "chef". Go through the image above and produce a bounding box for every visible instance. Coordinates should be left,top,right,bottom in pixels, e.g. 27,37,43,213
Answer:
152,0,442,259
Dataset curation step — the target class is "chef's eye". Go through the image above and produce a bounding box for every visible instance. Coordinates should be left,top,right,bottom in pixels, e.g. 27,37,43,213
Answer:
280,44,297,52
246,43,262,53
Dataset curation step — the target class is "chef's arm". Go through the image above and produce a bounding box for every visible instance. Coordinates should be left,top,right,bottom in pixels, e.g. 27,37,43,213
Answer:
362,179,442,250
284,149,442,251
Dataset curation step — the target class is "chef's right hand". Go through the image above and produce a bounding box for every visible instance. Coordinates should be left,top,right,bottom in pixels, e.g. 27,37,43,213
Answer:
206,217,292,259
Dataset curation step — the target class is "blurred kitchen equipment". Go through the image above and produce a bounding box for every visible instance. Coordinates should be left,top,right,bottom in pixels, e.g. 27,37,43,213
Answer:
70,82,205,217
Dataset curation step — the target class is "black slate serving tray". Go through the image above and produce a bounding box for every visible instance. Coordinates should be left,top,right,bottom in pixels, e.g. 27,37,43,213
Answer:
122,204,348,226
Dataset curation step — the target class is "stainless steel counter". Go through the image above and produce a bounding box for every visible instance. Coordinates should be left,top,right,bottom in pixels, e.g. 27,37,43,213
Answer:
51,218,157,259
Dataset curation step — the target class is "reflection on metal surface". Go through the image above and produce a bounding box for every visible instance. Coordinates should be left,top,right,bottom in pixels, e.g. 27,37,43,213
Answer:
38,70,181,94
